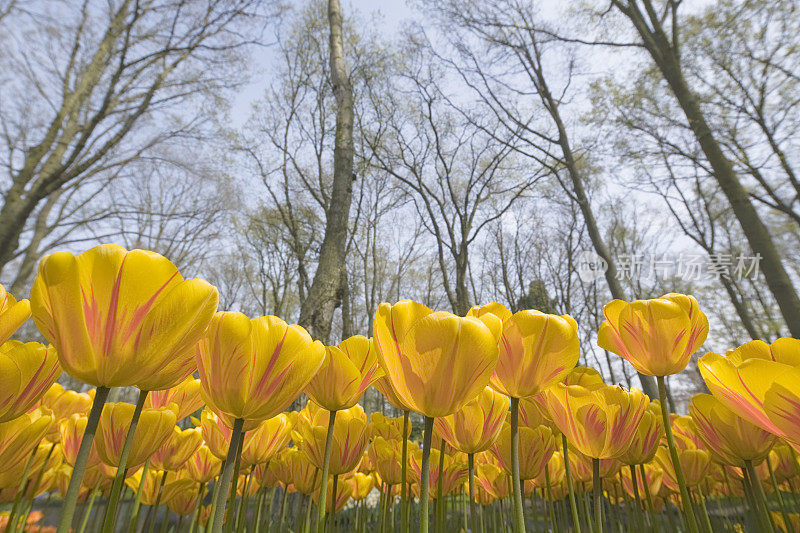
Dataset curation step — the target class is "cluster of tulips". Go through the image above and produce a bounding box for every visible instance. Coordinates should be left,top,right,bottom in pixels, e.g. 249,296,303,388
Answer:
1,243,800,533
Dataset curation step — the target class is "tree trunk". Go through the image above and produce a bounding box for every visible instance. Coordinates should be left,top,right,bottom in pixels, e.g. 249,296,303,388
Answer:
297,0,355,343
533,59,659,399
615,0,800,337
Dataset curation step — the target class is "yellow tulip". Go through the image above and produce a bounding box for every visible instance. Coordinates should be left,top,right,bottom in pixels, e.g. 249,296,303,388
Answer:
518,396,554,431
490,421,556,480
689,393,776,467
410,447,469,498
166,482,203,516
55,464,109,502
30,244,218,389
305,335,383,411
0,341,61,423
201,407,243,463
348,472,374,500
769,443,799,482
763,367,800,447
0,284,30,345
698,337,800,444
670,413,707,451
312,474,353,513
144,376,204,421
236,474,259,498
472,304,579,398
240,412,295,467
59,414,100,468
434,386,510,454
570,450,621,479
620,462,663,500
0,407,52,475
367,412,410,441
298,402,368,476
252,460,281,490
617,402,664,465
373,300,500,418
564,366,606,389
773,512,800,533
275,448,320,495
655,445,710,490
368,437,405,485
36,383,93,442
545,383,649,459
195,311,325,426
185,444,222,484
474,461,508,500
149,426,203,471
532,449,566,488
94,402,177,468
0,440,61,490
598,293,708,376
373,376,413,412
125,468,185,506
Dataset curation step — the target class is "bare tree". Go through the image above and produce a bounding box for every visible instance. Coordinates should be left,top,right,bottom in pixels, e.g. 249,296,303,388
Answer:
0,0,268,277
598,0,800,337
365,39,542,315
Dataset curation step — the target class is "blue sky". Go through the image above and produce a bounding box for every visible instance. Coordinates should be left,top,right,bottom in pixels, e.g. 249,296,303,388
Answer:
230,0,416,124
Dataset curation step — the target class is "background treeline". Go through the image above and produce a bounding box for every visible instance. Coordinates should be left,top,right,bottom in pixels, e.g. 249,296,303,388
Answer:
1,0,798,411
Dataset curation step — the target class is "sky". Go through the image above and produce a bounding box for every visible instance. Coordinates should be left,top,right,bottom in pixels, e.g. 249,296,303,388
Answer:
231,0,416,125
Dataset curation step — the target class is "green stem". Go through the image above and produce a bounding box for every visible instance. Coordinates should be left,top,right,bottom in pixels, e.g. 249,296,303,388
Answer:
208,459,226,531
126,458,149,533
265,486,276,533
657,376,699,533
314,409,338,533
226,431,246,533
57,385,110,533
304,489,314,533
4,444,38,533
593,458,603,533
562,434,582,533
628,465,645,532
159,503,170,533
254,487,265,533
767,455,792,533
745,459,776,533
639,463,655,517
468,454,478,533
147,471,168,533
420,416,434,533
278,486,288,533
545,464,557,532
509,397,525,533
742,466,762,530
530,487,539,533
236,472,252,533
378,482,386,533
103,389,149,533
436,441,446,532
581,484,593,533
17,441,57,533
330,474,339,528
211,418,245,533
402,411,409,533
188,482,204,533
693,486,714,533
77,485,101,533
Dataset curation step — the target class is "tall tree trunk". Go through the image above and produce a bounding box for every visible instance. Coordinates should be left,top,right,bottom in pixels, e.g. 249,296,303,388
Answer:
530,52,659,399
297,0,355,343
613,0,800,337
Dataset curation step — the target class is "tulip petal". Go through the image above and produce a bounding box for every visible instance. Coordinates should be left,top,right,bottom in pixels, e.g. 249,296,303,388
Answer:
764,368,800,447
699,352,790,436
